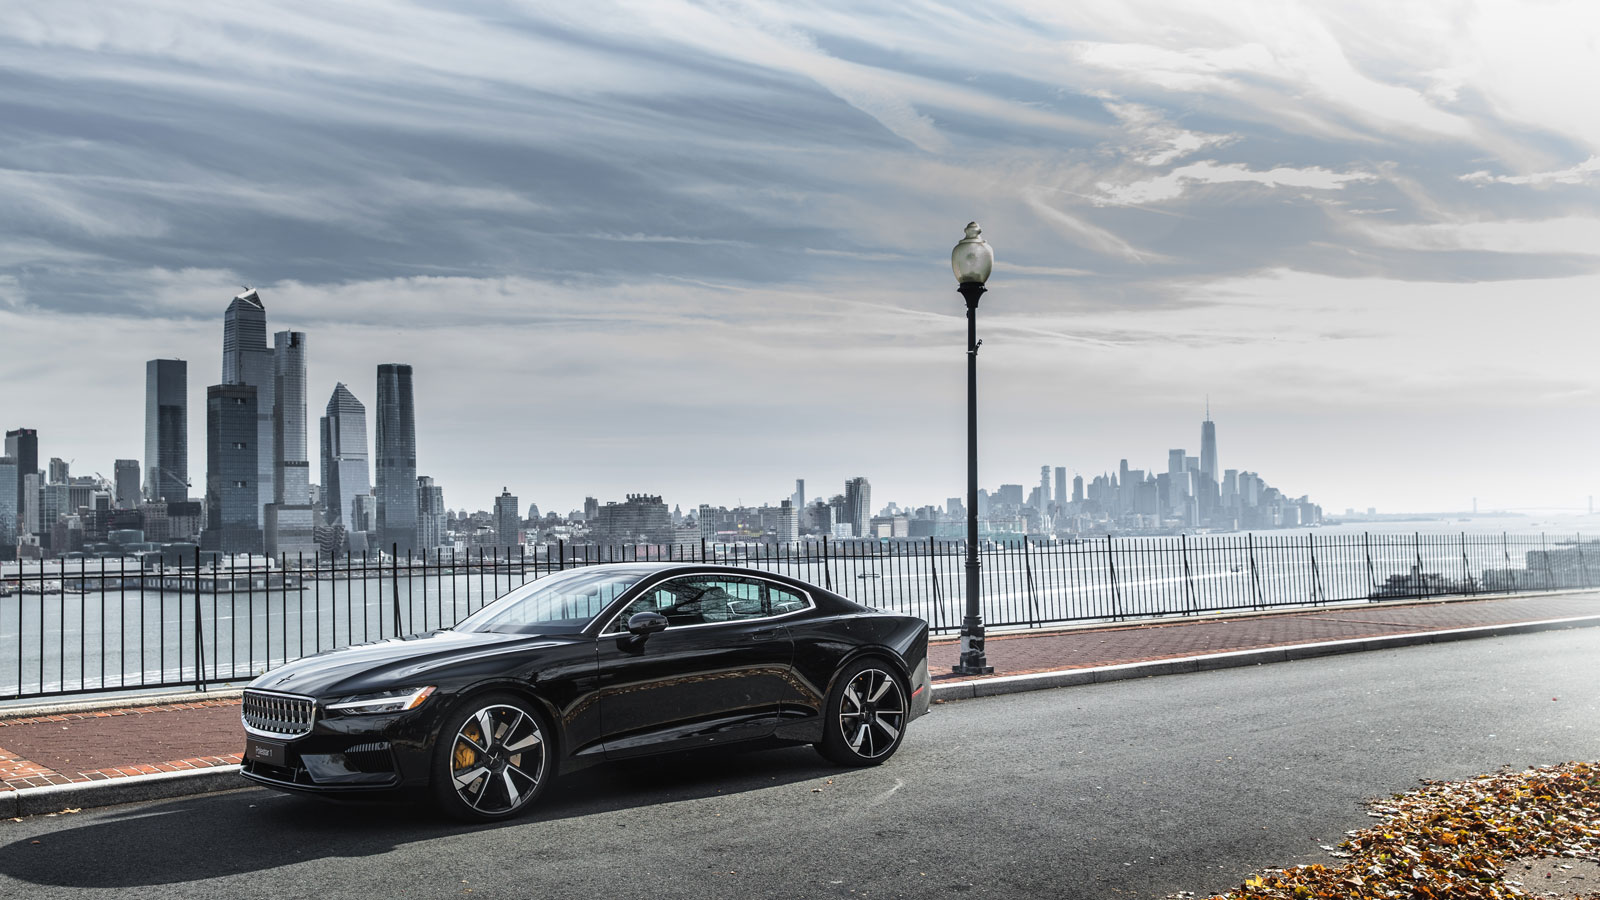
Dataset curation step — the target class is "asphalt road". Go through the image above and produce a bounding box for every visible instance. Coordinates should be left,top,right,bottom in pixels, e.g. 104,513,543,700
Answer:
4,629,1599,900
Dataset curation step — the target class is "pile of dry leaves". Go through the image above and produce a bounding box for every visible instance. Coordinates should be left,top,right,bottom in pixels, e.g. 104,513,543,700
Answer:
1186,760,1600,900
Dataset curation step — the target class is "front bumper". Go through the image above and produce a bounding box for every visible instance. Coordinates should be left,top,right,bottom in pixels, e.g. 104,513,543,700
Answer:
240,701,437,794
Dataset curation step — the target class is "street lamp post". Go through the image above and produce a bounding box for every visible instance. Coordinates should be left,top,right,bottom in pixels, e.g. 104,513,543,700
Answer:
952,222,994,675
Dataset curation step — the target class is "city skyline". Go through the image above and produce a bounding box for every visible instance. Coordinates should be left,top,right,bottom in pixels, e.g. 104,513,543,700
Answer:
2,3,1597,514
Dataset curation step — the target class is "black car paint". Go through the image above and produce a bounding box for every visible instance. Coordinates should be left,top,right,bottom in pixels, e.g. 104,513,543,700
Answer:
239,564,931,798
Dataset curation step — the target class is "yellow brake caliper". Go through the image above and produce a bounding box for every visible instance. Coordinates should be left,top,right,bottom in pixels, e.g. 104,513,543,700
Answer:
455,722,481,771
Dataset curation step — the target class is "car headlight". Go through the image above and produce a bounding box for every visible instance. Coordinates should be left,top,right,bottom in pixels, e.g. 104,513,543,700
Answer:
325,686,436,715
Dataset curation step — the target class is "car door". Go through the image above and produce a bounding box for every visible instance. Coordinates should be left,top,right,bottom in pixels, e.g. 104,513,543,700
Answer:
594,574,796,759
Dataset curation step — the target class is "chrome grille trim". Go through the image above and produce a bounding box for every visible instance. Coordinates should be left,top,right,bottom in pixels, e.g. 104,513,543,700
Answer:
242,689,316,739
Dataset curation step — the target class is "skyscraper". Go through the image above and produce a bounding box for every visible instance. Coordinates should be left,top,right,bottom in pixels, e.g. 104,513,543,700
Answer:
1054,467,1067,511
273,332,310,505
319,383,370,530
202,383,264,554
375,363,417,552
1038,466,1051,509
113,459,140,509
793,478,805,514
493,488,520,549
222,288,274,524
143,360,187,502
777,499,798,543
5,428,38,526
0,456,16,560
1200,403,1219,484
417,476,446,552
266,331,316,557
844,476,871,539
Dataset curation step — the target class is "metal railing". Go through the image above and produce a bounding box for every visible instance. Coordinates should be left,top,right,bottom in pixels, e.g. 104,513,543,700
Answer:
1,531,1594,701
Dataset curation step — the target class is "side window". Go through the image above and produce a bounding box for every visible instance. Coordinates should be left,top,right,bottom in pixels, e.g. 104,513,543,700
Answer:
768,584,809,615
607,577,769,631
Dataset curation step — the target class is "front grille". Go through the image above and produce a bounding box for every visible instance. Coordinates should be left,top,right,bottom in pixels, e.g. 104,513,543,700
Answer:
242,690,316,737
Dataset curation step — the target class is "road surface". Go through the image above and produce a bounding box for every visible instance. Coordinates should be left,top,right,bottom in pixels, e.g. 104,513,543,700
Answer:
3,628,1598,899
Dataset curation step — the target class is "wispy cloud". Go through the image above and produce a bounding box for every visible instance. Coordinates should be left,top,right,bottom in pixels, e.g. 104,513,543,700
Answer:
3,0,1599,510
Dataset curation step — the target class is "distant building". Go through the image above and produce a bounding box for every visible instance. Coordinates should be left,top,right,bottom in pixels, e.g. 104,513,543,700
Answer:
265,331,316,558
418,476,447,552
202,383,264,554
592,495,673,545
272,331,310,506
144,360,188,502
776,499,798,543
493,487,520,549
793,479,805,515
20,472,40,539
1200,407,1219,483
48,457,69,484
844,477,872,540
6,428,39,531
994,484,1023,508
374,363,418,552
320,383,370,532
583,497,600,522
0,456,16,560
222,288,274,525
114,459,141,509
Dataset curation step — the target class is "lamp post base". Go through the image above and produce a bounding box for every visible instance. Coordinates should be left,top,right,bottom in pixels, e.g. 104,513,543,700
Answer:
951,617,993,675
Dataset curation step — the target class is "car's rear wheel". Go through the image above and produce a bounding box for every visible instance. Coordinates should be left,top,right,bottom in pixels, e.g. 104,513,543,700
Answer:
431,692,551,821
816,659,909,766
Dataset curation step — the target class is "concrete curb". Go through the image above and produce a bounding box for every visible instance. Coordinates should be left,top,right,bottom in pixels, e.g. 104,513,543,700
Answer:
6,613,1599,818
1,766,245,818
1,689,245,720
930,613,1600,702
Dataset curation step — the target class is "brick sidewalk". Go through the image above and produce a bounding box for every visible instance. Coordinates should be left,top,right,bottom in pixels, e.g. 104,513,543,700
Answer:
926,592,1600,676
0,700,243,793
3,591,1596,797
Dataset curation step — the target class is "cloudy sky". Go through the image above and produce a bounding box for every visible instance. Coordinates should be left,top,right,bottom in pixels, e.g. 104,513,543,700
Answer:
2,0,1598,516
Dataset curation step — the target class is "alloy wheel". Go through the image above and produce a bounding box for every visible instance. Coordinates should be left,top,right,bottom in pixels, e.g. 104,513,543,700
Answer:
450,703,546,815
837,668,906,760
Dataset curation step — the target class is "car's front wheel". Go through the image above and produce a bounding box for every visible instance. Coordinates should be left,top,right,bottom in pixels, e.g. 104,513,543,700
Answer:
431,692,551,821
816,659,909,766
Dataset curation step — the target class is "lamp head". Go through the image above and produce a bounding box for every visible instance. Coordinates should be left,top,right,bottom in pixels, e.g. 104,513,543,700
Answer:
951,222,993,285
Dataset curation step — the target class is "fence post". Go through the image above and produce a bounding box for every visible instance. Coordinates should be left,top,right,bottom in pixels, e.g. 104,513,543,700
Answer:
391,543,403,636
193,546,205,692
1503,532,1514,592
1460,532,1473,595
1308,533,1324,605
1023,536,1040,627
1105,536,1123,621
1363,531,1375,599
1412,532,1425,600
1542,533,1554,590
1578,534,1591,589
1180,533,1196,615
822,534,832,591
1247,532,1262,610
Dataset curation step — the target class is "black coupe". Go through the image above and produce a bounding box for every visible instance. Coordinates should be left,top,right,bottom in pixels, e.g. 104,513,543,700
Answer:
239,563,932,820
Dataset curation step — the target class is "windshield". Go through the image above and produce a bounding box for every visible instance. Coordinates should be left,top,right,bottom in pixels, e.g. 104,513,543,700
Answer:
454,568,650,634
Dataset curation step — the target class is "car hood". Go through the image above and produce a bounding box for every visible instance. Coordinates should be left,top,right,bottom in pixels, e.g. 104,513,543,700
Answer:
245,630,584,698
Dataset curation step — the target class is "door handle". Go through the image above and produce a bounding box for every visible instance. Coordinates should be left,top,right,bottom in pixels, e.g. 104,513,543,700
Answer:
750,628,779,641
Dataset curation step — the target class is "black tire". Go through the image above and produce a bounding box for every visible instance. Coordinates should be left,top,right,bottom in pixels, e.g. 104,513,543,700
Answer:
816,658,910,767
430,692,552,821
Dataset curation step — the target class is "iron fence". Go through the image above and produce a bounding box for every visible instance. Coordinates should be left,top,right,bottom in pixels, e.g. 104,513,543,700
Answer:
1,531,1595,701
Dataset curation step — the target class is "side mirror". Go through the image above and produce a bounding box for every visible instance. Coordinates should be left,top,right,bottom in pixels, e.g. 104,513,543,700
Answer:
626,611,669,637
